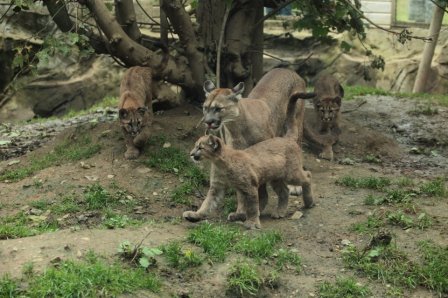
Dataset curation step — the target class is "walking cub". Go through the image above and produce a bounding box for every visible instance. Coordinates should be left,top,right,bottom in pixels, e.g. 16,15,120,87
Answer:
189,92,314,229
304,74,344,161
118,66,153,159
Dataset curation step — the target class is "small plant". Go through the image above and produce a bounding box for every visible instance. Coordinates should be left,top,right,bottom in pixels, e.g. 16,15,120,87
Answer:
395,177,414,187
386,211,414,229
363,194,385,206
383,189,415,204
344,85,390,100
84,184,112,210
0,212,59,239
223,195,237,217
363,154,381,164
51,195,81,214
118,240,163,269
419,178,446,197
318,277,371,298
103,213,138,229
22,262,34,276
162,242,203,270
227,261,262,296
408,104,438,116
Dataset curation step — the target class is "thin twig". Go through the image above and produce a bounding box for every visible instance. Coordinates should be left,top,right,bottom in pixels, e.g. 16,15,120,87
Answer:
216,1,232,88
135,0,161,26
0,1,12,23
249,50,313,67
130,230,153,263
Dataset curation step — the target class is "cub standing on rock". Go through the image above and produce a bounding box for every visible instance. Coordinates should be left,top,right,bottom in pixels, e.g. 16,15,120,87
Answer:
304,74,344,161
182,68,314,224
189,92,314,229
118,66,154,159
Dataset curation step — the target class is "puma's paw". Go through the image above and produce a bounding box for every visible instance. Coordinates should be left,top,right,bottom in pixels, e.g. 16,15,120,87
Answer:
125,147,140,159
182,211,206,222
271,209,287,219
227,212,247,222
243,219,261,230
288,185,303,196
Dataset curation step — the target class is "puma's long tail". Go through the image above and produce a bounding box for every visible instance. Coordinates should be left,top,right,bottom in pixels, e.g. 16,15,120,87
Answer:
285,91,315,142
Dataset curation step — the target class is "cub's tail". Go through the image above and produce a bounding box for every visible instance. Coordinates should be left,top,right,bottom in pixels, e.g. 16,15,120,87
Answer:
285,91,315,143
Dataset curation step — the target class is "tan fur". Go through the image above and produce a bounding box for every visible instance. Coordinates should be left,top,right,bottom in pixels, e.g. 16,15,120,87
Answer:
304,74,344,161
183,69,311,223
189,97,313,229
118,66,153,159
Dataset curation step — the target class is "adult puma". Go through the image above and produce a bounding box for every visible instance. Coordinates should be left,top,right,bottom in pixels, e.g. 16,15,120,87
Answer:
183,68,314,223
118,66,154,159
304,74,344,161
189,91,314,229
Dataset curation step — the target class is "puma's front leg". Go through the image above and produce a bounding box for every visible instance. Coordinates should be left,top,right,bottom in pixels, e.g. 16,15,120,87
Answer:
183,185,225,222
227,190,247,222
124,132,140,159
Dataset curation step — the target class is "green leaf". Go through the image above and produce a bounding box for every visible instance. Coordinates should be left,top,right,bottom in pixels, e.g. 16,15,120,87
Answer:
368,248,381,258
142,247,163,257
139,257,150,268
340,41,352,53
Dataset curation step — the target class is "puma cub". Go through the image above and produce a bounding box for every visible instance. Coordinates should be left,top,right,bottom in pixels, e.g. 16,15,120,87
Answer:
304,74,344,161
118,66,153,159
189,92,314,229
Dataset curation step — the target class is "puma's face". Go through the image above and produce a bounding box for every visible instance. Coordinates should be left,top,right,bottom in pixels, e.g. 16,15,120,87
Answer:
314,97,341,123
119,107,148,136
202,81,244,131
190,135,222,163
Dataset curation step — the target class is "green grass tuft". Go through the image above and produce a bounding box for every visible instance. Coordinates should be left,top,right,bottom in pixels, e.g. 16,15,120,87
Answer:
418,241,448,294
318,277,371,298
0,212,58,240
227,261,262,296
234,231,282,259
162,242,203,270
419,178,446,197
344,85,390,100
275,248,302,272
188,222,239,262
0,275,20,297
336,175,391,190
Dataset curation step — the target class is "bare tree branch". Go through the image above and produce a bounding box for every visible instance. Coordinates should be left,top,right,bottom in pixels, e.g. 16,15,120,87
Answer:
115,0,142,41
216,2,231,88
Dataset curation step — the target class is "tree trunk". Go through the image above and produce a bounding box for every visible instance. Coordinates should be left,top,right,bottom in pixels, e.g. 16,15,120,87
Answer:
412,2,446,93
114,0,142,41
197,0,264,94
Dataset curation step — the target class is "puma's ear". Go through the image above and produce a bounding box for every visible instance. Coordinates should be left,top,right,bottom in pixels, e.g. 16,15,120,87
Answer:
137,106,148,116
231,82,245,100
119,108,128,119
333,96,342,106
204,80,216,95
207,135,221,151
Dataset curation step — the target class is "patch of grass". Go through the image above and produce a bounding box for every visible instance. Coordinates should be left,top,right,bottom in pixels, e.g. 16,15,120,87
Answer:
343,244,419,289
63,96,119,119
0,212,58,239
118,241,163,269
419,178,446,197
408,104,438,116
22,252,160,296
344,85,390,100
188,222,239,262
351,215,383,234
52,195,81,214
344,241,448,295
0,275,20,297
84,183,123,210
0,135,101,182
227,261,262,297
362,154,382,164
383,189,415,204
145,145,207,205
386,210,415,229
318,277,371,298
162,242,203,270
336,175,391,190
234,231,282,259
29,199,51,210
275,248,302,272
418,241,448,294
395,177,414,187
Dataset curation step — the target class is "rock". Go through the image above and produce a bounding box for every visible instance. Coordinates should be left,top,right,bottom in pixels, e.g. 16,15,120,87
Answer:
340,158,355,165
28,208,43,215
136,167,151,174
7,159,20,166
341,239,351,246
85,175,99,181
162,142,171,148
107,174,115,179
290,211,303,220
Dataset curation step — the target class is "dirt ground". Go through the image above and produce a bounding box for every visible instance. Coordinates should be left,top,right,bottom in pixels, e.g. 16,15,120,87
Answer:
0,96,447,297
